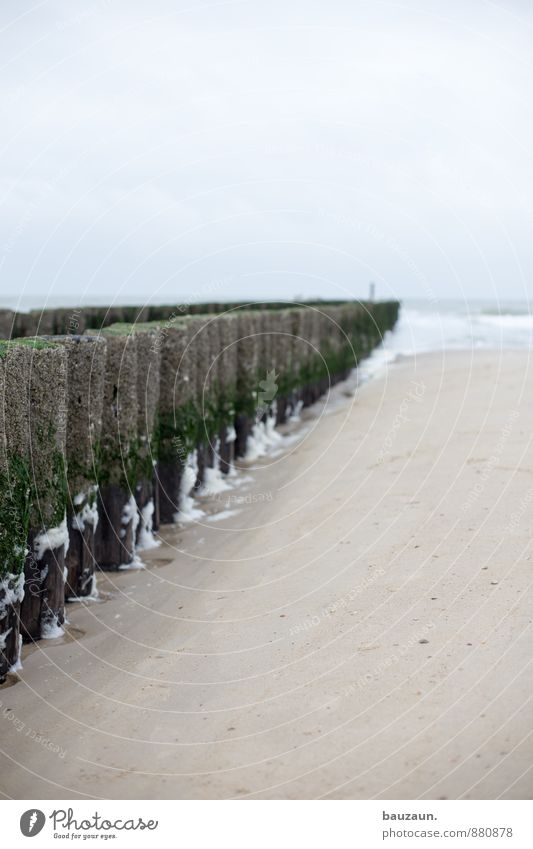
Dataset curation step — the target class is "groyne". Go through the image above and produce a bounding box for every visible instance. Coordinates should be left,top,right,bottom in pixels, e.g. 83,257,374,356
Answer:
0,300,399,680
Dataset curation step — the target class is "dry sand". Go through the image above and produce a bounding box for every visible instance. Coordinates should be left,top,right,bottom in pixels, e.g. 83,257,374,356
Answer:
1,349,532,800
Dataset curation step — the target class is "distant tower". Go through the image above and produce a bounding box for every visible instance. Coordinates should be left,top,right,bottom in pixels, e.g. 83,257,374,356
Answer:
369,281,376,302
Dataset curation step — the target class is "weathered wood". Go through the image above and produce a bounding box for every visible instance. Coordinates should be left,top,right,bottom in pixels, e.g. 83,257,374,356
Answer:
0,346,32,672
21,344,69,641
41,336,105,602
94,486,136,570
234,413,251,459
275,396,289,426
64,520,96,598
134,477,156,546
195,439,216,490
218,424,234,474
156,460,182,524
152,468,161,531
20,530,66,642
90,331,138,569
0,576,23,680
195,441,207,490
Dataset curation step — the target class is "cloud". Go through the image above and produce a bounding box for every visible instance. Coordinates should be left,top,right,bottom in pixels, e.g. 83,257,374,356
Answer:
0,0,532,307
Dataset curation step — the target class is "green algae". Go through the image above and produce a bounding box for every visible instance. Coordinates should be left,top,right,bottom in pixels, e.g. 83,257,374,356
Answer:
0,454,31,579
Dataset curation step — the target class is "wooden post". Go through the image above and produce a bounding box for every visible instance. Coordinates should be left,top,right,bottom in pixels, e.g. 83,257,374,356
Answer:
19,342,69,641
44,335,106,599
216,311,238,473
0,344,31,677
156,319,197,523
92,330,138,569
131,327,161,549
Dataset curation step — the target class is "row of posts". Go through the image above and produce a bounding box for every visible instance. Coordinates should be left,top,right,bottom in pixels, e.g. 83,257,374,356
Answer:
0,300,400,680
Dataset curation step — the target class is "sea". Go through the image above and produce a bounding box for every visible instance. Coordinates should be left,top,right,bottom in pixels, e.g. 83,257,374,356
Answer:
360,298,533,381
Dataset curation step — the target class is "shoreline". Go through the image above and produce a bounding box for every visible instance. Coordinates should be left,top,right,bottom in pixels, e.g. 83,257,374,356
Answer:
1,348,532,800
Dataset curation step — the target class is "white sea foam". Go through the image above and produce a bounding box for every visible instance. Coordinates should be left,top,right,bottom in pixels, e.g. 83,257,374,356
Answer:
118,555,146,570
120,494,140,540
0,627,12,651
198,464,233,496
66,573,99,602
244,414,282,461
136,499,161,550
0,572,25,618
34,516,69,560
86,574,99,599
288,400,304,422
174,451,205,523
207,508,241,522
9,635,23,673
41,615,65,639
71,491,99,532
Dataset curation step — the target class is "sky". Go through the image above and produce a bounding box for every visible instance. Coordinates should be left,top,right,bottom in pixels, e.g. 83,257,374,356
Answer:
1,0,532,309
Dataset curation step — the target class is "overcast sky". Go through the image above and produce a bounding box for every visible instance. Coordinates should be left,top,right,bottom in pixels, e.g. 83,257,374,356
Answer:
1,0,532,308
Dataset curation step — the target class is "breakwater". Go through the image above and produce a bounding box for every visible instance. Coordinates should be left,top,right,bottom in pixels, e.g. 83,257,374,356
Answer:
0,300,399,680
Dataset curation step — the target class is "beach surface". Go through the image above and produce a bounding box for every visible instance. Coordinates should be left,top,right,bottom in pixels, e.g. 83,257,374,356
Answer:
1,349,532,800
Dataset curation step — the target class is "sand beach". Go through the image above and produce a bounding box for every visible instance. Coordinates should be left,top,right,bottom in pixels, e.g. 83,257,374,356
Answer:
1,348,532,800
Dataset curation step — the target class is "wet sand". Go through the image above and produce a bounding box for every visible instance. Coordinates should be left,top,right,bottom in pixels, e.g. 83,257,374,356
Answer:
1,349,532,800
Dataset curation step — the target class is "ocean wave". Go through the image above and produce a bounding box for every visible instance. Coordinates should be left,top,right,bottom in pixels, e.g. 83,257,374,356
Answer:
476,313,533,328
379,304,533,358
